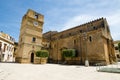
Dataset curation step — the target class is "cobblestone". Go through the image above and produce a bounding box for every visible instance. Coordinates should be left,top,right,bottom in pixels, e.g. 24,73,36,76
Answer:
0,63,120,80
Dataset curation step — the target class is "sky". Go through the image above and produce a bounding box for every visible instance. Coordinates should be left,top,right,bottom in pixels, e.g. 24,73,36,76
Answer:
0,0,120,42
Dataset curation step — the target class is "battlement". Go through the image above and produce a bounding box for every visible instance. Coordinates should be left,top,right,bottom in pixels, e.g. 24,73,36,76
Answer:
22,9,44,23
66,17,104,31
49,17,106,40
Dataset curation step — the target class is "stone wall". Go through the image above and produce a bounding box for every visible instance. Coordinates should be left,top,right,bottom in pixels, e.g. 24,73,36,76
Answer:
43,18,116,65
16,9,44,63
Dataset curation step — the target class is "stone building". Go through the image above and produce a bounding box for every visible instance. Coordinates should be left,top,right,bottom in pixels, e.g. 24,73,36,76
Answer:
43,18,116,65
15,9,116,65
114,40,120,60
0,32,15,62
15,9,44,63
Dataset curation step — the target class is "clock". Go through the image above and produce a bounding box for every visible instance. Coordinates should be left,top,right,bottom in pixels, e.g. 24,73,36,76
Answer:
33,21,38,26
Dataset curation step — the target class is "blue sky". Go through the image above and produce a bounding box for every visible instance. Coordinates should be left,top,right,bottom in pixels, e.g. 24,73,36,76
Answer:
0,0,120,41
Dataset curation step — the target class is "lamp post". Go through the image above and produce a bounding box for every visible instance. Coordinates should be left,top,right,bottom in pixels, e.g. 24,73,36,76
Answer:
83,32,89,67
79,33,83,65
57,38,59,64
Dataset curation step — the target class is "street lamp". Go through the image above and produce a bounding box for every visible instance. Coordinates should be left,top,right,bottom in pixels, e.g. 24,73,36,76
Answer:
83,32,89,67
57,38,59,64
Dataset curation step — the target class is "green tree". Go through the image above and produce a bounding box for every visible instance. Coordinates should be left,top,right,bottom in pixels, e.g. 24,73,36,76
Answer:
36,50,49,57
62,49,76,58
118,43,120,52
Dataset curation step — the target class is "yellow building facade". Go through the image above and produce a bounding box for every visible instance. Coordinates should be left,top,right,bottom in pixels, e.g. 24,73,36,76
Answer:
16,9,116,65
16,9,44,63
43,18,116,65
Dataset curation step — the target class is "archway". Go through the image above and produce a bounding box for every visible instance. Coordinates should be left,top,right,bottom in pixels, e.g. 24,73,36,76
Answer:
31,53,34,63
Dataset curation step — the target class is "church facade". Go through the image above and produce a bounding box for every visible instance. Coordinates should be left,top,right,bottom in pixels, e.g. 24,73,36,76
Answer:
16,9,116,65
43,18,116,65
15,9,44,63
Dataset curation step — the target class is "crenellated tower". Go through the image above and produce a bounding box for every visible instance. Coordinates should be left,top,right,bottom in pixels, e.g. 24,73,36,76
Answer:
16,9,44,63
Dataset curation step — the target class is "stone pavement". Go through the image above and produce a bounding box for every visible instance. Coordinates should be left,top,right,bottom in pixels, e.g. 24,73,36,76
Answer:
0,63,120,80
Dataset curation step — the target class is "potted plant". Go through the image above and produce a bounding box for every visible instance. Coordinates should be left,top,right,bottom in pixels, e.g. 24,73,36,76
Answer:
62,49,76,64
36,50,49,64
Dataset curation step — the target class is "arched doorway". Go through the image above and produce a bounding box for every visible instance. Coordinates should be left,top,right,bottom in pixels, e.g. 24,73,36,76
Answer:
31,53,34,63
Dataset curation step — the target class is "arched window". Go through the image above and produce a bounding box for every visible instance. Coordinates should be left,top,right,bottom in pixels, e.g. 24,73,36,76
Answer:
74,40,76,44
80,30,82,33
69,33,71,36
34,13,38,19
93,27,96,29
32,37,36,42
93,26,97,30
89,36,92,42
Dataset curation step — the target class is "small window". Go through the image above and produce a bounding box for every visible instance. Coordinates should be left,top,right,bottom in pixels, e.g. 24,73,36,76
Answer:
80,30,82,33
32,37,36,42
34,13,38,19
89,36,92,42
93,26,97,30
115,47,118,50
69,33,71,36
3,44,7,52
117,54,120,58
74,40,76,44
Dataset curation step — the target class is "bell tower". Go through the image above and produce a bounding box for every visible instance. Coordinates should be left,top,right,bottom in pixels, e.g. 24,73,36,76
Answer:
16,9,44,63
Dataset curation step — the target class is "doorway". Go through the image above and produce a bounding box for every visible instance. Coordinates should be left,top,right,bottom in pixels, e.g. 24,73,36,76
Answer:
31,53,34,63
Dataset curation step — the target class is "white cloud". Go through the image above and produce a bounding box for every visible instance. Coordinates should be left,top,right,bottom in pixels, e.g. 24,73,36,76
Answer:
61,11,120,40
61,15,101,31
107,13,120,27
106,12,120,40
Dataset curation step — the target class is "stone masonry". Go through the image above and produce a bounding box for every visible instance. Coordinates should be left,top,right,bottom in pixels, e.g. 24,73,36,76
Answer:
43,18,116,65
16,9,44,63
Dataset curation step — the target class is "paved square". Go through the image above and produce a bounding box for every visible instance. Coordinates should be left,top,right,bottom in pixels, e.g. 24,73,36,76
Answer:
0,63,120,80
